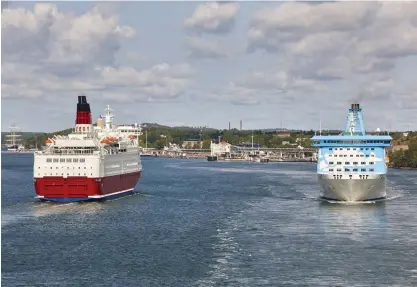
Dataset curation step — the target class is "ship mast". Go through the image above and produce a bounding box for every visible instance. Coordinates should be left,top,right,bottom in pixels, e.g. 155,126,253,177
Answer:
102,105,114,130
5,125,22,146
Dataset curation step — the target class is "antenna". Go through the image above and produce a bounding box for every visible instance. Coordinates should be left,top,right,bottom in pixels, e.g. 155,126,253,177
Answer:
319,112,322,136
251,131,254,151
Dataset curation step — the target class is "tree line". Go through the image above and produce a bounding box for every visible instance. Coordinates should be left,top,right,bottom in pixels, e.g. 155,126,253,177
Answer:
22,126,315,149
389,132,417,169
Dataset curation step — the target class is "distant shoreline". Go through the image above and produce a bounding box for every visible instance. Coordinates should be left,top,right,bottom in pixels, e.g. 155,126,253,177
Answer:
389,166,417,171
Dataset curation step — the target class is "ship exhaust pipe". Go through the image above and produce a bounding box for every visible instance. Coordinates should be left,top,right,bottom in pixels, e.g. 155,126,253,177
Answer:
351,103,360,110
76,94,92,125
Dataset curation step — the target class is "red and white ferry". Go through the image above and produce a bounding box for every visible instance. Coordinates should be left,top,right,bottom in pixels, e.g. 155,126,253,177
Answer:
33,95,142,202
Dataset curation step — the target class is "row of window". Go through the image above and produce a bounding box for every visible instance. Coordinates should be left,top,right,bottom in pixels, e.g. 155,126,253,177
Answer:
37,173,92,176
329,161,375,165
76,126,91,133
314,140,391,144
329,154,374,158
332,175,370,179
38,166,91,169
329,168,375,172
330,147,375,151
46,158,86,163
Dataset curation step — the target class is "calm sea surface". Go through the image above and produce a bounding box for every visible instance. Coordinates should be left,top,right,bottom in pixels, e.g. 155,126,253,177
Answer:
2,154,417,286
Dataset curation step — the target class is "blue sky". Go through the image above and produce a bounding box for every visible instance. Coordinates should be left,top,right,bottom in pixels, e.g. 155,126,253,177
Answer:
2,1,417,132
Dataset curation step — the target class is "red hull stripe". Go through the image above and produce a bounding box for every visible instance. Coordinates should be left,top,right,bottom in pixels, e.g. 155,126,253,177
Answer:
34,171,141,199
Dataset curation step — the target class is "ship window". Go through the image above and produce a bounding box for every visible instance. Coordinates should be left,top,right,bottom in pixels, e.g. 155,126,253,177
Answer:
66,158,72,162
347,148,350,150
360,148,363,150
369,162,374,165
50,167,52,169
329,168,334,171
366,148,369,150
345,168,350,171
353,148,356,150
80,158,85,163
353,168,358,172
360,154,364,157
329,148,333,150
60,158,65,163
345,162,350,165
371,148,374,150
337,162,342,165
370,168,374,172
356,155,359,157
353,162,358,165
53,158,59,162
337,169,342,172
329,154,332,157
46,158,52,163
349,175,352,179
73,158,78,162
361,168,366,171
366,155,369,157
361,162,366,164
371,154,375,157
350,155,353,157
329,161,334,164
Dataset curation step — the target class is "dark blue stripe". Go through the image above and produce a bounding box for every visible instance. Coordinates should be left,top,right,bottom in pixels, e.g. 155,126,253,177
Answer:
35,190,136,203
320,196,386,202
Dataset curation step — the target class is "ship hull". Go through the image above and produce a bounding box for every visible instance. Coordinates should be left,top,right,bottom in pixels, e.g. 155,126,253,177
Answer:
34,171,142,202
317,174,386,201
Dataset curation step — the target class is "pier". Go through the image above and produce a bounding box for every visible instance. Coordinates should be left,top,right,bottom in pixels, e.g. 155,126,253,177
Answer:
141,144,317,162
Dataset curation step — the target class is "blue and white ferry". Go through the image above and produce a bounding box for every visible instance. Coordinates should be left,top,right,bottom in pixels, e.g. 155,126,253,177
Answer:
312,104,392,201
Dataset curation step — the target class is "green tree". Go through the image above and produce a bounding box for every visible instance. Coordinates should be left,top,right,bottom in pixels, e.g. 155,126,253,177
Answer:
202,139,211,149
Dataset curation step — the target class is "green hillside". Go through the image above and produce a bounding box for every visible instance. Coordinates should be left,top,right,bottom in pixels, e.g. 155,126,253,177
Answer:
22,125,315,150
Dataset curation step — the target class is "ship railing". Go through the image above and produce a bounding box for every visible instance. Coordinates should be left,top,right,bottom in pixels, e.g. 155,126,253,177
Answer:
40,147,100,155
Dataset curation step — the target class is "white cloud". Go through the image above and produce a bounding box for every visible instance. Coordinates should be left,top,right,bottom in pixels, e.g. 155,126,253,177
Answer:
185,36,229,59
247,2,417,79
2,3,134,69
184,2,240,34
218,70,328,106
1,3,194,104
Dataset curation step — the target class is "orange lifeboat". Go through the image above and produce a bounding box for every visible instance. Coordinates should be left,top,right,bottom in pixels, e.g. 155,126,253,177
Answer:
45,138,53,145
100,137,110,144
129,135,136,139
100,137,118,144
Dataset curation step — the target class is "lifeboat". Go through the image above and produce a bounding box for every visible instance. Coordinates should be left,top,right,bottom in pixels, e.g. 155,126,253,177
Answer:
100,137,111,144
45,138,54,145
100,137,118,144
129,135,136,139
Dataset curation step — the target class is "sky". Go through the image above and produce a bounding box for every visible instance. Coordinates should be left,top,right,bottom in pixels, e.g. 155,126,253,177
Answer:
1,1,417,132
